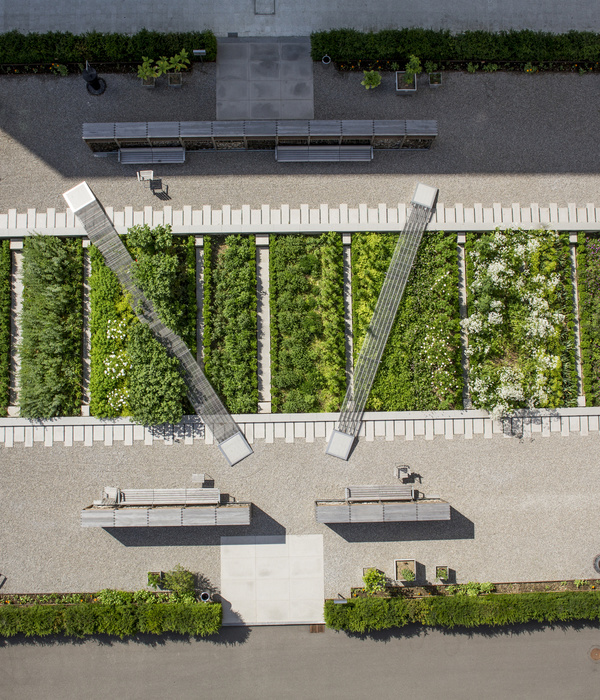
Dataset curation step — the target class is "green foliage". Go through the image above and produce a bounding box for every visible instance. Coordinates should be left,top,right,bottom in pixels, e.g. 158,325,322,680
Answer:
362,568,386,595
168,49,190,72
524,61,538,73
401,568,416,582
310,28,600,66
0,29,217,65
96,589,134,605
0,240,11,416
147,572,163,589
577,233,600,405
404,54,422,82
203,235,258,413
574,579,589,588
467,62,478,73
447,582,495,597
465,229,578,418
137,56,158,80
352,231,462,411
162,565,196,596
19,236,83,418
270,233,346,413
360,69,381,89
325,591,600,632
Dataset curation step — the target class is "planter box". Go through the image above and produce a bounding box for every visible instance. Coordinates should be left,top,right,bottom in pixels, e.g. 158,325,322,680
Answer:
148,571,165,587
396,72,417,94
167,72,183,87
435,565,449,581
428,72,442,88
394,559,416,583
141,77,156,88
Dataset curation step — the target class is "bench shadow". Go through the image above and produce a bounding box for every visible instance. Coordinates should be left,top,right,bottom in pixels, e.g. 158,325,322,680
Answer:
103,505,285,546
325,507,474,542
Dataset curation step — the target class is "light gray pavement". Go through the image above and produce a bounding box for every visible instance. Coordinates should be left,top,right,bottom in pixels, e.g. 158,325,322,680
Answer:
1,433,599,598
1,68,599,213
2,624,600,700
216,37,313,120
1,0,598,35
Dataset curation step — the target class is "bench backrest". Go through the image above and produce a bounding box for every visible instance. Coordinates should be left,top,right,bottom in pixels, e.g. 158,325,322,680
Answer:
117,488,220,506
345,485,414,502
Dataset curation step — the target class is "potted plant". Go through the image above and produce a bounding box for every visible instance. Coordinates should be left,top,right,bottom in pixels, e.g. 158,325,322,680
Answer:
425,61,442,88
362,567,386,595
361,70,382,90
137,57,158,87
435,565,449,582
166,49,190,87
147,571,164,588
394,559,416,583
396,55,421,94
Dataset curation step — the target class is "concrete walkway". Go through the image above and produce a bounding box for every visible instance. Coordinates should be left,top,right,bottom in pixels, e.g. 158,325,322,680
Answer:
216,37,313,120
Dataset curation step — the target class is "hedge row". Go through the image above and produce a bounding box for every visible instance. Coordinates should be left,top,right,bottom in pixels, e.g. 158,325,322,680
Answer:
577,233,600,405
311,28,600,64
203,235,258,414
352,230,462,411
0,241,11,416
325,591,600,633
20,236,83,418
0,602,222,639
0,29,217,65
270,233,346,413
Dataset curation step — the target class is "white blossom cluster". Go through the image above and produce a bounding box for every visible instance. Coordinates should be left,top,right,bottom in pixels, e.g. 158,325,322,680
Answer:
103,350,131,379
107,387,130,412
106,319,128,341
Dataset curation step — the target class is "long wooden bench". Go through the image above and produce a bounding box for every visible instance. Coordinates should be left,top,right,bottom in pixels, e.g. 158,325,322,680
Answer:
275,145,373,162
345,485,414,502
118,147,186,164
106,488,221,506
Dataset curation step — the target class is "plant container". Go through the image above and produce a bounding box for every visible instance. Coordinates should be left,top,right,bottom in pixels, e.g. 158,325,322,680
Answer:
396,72,417,94
167,72,183,87
428,72,442,88
435,565,449,581
394,559,416,583
142,77,156,88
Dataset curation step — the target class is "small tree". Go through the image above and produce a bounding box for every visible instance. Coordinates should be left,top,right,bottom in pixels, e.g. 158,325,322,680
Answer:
155,56,171,77
363,568,386,595
168,49,191,73
137,57,158,82
162,565,196,596
403,55,422,85
361,70,382,90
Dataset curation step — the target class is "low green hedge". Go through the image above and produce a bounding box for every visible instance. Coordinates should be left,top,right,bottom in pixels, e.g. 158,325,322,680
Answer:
325,592,600,633
19,236,83,418
577,232,600,405
311,28,600,66
0,602,222,638
0,29,217,66
0,240,11,416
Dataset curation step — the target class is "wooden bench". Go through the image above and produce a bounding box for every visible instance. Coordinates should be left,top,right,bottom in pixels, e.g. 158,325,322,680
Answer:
115,488,220,506
118,147,186,164
275,145,373,162
345,485,414,502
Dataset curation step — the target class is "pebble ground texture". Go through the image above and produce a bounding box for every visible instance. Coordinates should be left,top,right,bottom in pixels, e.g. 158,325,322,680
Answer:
1,432,599,597
1,66,599,212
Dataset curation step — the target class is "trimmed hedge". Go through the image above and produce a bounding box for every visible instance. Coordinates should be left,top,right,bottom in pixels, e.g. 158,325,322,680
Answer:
203,235,258,414
19,236,83,418
577,232,600,405
0,602,222,639
0,240,11,416
270,233,346,413
325,592,600,633
0,29,217,66
352,230,462,411
311,28,600,66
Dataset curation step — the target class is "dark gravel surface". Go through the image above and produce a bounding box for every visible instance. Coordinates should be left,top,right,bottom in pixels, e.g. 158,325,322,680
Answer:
1,66,599,212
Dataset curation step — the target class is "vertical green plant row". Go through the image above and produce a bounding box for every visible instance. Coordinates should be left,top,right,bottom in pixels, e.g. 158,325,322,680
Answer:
202,235,258,413
352,230,462,411
270,233,346,413
577,232,600,405
19,236,83,418
464,229,578,418
0,240,11,417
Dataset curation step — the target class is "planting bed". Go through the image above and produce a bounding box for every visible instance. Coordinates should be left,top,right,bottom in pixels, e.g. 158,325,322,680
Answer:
0,240,10,416
270,233,346,413
352,230,462,411
577,232,600,406
203,234,258,413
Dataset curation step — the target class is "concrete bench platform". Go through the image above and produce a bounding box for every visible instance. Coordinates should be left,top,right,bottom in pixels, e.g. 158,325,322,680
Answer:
275,145,373,162
118,147,186,164
345,485,414,502
81,503,252,527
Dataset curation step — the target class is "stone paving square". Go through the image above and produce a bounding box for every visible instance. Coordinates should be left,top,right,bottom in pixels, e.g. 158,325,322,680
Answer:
216,37,314,120
220,534,324,625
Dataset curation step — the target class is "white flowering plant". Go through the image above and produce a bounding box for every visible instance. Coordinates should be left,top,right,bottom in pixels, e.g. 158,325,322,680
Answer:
464,229,577,418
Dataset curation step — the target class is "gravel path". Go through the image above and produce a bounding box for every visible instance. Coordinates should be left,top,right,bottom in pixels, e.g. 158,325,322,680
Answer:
1,432,599,596
1,67,599,212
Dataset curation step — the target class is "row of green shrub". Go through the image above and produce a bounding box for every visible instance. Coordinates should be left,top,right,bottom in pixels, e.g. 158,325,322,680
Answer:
577,233,600,405
89,225,195,424
352,231,463,411
0,601,221,638
0,241,11,416
20,236,83,418
325,591,600,633
311,28,600,64
0,29,217,65
270,233,346,413
203,235,258,413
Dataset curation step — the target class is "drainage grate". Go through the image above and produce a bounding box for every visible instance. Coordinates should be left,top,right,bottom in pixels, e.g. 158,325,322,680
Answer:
309,624,325,633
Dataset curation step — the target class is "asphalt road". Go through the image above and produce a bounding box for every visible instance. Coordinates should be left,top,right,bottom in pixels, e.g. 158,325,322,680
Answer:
1,623,600,699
